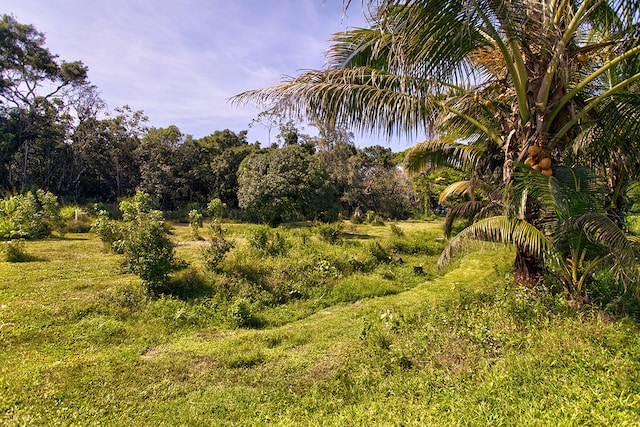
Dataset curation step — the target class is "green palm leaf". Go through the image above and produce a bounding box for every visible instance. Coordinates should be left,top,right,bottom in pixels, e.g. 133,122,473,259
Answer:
437,215,560,271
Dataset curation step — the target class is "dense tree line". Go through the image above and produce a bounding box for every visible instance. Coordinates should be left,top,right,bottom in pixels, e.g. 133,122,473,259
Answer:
0,14,417,222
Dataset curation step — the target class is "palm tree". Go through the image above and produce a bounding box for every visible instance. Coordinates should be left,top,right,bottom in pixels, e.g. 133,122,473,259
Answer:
438,163,638,303
233,0,640,288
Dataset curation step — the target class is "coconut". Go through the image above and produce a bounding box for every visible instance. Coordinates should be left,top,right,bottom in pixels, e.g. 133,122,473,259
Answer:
533,164,543,172
539,157,552,170
524,157,536,166
528,145,542,157
542,168,553,176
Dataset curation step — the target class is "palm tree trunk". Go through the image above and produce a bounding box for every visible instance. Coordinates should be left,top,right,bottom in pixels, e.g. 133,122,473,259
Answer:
513,248,544,288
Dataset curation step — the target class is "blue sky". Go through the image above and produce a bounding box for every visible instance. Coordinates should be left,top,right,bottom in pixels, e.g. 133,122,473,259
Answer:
4,0,416,151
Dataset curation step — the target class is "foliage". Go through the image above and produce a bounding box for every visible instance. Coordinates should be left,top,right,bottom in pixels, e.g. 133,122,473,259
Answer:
248,225,290,256
0,239,29,262
233,0,640,288
237,144,339,226
314,221,344,243
120,209,176,293
201,220,234,272
91,191,177,292
0,15,91,193
188,209,203,240
207,197,226,219
0,190,60,239
59,205,93,233
90,210,124,252
438,164,639,303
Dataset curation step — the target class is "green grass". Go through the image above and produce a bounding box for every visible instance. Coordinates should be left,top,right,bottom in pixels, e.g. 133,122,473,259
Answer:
1,221,639,425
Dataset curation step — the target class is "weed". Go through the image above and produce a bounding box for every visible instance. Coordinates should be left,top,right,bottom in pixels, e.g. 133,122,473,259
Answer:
0,240,30,262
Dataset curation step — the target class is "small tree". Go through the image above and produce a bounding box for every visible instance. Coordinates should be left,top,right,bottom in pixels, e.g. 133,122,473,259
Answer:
201,220,234,272
91,191,177,293
121,209,176,293
188,209,204,240
0,190,60,239
237,145,339,226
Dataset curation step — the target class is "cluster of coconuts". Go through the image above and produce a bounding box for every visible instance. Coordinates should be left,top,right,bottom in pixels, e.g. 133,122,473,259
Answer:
524,145,553,176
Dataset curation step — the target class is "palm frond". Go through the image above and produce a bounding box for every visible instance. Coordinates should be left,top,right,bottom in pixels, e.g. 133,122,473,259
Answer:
442,200,491,239
232,67,448,139
438,180,472,205
437,215,558,271
566,212,639,288
404,137,485,173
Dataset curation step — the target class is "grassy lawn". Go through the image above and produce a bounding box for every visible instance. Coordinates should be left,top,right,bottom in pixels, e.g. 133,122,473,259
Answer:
1,220,639,426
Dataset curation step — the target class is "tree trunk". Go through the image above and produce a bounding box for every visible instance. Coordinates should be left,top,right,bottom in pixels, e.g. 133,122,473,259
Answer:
513,249,544,288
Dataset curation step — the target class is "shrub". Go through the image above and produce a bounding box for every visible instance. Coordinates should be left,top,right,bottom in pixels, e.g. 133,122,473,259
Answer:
121,210,176,293
314,222,344,243
59,206,93,233
207,198,226,219
0,190,60,239
188,209,204,240
367,241,392,263
92,192,178,294
227,297,258,328
248,226,290,256
91,210,124,252
202,220,234,272
0,239,29,262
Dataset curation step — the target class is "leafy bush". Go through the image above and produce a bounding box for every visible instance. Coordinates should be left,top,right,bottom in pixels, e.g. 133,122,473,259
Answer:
121,210,176,293
188,209,204,240
248,226,290,256
202,220,234,272
227,297,258,328
207,198,226,219
92,192,178,293
91,210,125,252
314,222,344,243
0,190,60,239
367,241,392,263
59,206,93,233
0,240,30,262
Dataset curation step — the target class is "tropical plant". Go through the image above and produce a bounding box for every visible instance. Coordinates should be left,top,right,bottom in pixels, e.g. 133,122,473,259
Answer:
438,164,639,302
233,0,640,288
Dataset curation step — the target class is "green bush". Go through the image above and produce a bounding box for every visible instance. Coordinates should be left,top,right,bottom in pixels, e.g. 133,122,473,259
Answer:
188,209,204,240
367,241,392,263
59,206,93,233
202,220,234,272
0,190,60,239
0,240,29,262
91,210,124,252
92,192,178,294
121,210,176,293
248,226,290,256
314,222,344,243
228,297,258,328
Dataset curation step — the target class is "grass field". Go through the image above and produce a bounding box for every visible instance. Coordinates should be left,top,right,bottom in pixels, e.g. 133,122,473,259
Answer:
1,220,639,426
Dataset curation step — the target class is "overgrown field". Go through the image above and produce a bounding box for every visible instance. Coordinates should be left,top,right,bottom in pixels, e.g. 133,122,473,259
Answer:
1,221,639,426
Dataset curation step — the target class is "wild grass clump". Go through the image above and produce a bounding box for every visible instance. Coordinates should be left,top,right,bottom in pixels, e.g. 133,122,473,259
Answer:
0,239,31,262
248,225,291,256
314,221,344,243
